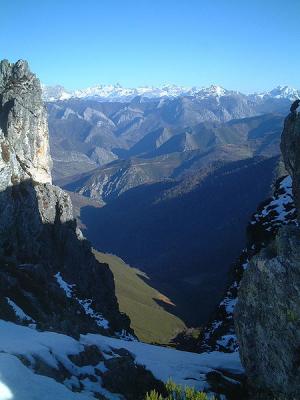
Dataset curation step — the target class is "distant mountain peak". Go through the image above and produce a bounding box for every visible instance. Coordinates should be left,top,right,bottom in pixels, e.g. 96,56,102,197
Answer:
253,85,300,100
41,83,233,102
42,83,300,102
268,85,300,99
41,84,72,101
192,84,229,98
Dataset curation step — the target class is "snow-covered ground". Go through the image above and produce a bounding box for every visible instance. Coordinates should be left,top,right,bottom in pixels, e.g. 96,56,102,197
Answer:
0,320,243,400
83,333,242,390
0,354,93,400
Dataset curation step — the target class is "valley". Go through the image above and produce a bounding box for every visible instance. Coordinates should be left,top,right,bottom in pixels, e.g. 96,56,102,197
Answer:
2,0,300,397
0,46,299,400
40,82,298,396
48,90,289,328
69,155,279,326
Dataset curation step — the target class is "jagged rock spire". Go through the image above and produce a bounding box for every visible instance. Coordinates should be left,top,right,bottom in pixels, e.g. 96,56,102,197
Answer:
0,59,52,191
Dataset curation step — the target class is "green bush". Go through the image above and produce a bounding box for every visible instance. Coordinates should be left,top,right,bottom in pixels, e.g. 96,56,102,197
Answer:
145,379,214,400
287,309,298,322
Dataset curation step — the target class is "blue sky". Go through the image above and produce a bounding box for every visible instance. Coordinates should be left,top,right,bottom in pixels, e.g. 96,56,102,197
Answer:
1,0,300,92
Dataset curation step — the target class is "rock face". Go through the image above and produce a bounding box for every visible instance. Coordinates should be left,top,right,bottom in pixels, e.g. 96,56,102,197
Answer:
0,60,131,337
236,226,300,398
235,112,300,399
281,113,300,219
0,60,52,188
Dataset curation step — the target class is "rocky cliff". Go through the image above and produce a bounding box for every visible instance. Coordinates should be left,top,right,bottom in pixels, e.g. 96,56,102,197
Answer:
0,60,52,187
0,59,131,337
235,112,300,399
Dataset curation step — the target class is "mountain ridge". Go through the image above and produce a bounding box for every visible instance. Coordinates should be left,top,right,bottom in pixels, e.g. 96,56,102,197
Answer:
43,83,300,102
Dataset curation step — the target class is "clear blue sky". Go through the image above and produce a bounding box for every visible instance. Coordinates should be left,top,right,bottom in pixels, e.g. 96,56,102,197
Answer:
1,0,300,92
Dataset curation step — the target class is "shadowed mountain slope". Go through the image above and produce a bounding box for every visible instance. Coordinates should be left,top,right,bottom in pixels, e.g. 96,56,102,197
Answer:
0,59,131,337
79,156,279,326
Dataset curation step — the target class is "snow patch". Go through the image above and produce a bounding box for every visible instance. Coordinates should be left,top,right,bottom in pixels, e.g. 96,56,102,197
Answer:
54,272,110,330
0,379,13,400
216,335,237,350
220,298,237,314
54,272,75,298
5,298,35,326
251,176,296,228
77,299,109,329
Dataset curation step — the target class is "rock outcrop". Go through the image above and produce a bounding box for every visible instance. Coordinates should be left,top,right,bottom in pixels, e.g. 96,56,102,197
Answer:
235,111,300,399
0,59,131,337
281,113,300,220
0,59,52,187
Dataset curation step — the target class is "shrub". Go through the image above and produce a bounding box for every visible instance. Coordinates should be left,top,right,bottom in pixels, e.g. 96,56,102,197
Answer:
145,391,164,400
287,309,298,322
145,379,214,400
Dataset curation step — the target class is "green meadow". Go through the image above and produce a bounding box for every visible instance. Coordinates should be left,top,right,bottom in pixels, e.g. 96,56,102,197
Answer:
94,251,186,344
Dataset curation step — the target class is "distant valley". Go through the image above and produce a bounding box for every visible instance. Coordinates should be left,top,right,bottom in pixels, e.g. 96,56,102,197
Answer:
48,87,289,327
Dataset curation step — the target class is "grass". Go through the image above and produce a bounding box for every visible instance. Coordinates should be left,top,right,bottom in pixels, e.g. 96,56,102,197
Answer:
94,250,186,344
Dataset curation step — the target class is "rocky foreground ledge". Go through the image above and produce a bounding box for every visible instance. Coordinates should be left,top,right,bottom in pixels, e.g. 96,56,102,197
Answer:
235,112,300,399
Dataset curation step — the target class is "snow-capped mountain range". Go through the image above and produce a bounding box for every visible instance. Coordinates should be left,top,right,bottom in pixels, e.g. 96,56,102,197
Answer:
42,83,300,102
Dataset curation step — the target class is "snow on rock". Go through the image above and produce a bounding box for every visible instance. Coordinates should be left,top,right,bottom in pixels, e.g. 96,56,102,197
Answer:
82,332,243,392
5,298,35,324
0,320,243,399
77,299,109,329
250,175,296,231
219,298,237,315
216,335,237,349
54,272,110,330
199,176,297,354
54,272,75,298
114,329,137,341
0,321,117,399
199,262,244,353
